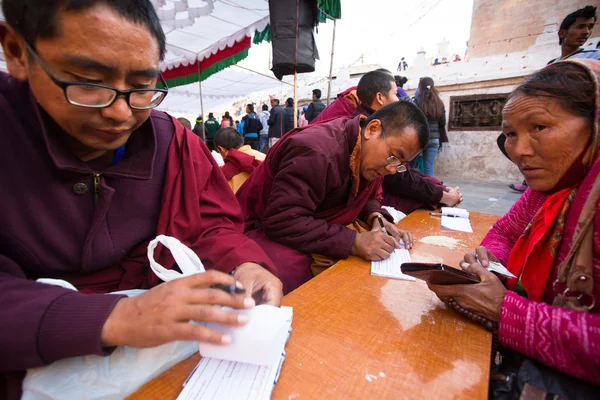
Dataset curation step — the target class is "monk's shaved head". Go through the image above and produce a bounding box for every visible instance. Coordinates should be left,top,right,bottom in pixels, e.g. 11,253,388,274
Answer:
364,101,429,150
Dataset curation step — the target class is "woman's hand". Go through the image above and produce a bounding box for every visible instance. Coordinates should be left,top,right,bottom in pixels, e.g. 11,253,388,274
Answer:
462,246,499,268
427,262,507,321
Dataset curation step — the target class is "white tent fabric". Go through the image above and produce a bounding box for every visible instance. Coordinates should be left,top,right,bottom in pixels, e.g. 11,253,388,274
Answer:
154,0,270,73
157,66,291,115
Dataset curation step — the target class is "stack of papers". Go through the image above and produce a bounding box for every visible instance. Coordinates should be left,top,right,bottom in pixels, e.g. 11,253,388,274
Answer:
371,248,416,281
177,306,293,400
440,207,473,233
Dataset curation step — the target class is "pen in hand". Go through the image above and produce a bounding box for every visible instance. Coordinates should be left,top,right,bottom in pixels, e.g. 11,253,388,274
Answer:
210,283,246,295
377,215,388,235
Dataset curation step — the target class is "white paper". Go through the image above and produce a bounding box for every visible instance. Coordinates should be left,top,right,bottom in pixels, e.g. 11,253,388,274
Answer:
199,306,293,366
487,260,517,278
441,215,473,233
441,207,469,218
371,249,416,281
382,206,407,224
177,352,284,400
178,308,292,400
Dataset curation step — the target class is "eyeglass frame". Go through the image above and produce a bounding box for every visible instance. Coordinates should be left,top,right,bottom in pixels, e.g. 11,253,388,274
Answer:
379,122,408,173
22,38,169,110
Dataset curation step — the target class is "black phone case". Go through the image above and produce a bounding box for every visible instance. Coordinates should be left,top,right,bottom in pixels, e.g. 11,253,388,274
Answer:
400,263,481,285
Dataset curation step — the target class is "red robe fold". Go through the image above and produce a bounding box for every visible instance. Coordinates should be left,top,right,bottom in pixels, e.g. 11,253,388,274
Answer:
66,117,277,292
236,116,388,293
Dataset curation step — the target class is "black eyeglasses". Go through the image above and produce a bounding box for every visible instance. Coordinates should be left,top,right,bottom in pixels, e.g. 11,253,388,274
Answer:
380,123,408,173
23,40,168,110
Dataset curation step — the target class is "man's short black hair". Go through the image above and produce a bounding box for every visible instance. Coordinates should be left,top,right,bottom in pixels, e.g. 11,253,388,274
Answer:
2,0,167,60
312,89,322,99
365,101,429,151
262,104,269,111
559,5,597,44
246,104,254,113
214,127,243,150
208,112,214,118
357,70,396,106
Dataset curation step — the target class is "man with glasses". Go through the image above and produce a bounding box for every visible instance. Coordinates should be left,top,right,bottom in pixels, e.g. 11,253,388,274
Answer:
313,70,463,213
0,1,282,396
235,102,429,294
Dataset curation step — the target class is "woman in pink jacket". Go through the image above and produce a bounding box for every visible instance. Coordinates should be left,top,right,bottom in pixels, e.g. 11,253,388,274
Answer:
428,59,600,397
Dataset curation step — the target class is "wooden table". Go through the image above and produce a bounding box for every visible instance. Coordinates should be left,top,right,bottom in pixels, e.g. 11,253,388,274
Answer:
129,210,499,400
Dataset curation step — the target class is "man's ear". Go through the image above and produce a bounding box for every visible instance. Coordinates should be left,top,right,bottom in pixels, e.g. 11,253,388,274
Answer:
217,146,228,157
0,22,30,81
363,119,381,141
557,28,567,42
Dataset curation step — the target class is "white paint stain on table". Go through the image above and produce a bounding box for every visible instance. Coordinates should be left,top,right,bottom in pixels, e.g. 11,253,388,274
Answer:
419,236,462,249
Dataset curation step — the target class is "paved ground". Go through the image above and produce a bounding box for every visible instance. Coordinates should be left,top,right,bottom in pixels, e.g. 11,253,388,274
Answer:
438,178,523,216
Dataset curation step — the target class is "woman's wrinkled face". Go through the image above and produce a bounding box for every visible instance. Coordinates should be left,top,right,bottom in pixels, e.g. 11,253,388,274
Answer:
502,94,593,192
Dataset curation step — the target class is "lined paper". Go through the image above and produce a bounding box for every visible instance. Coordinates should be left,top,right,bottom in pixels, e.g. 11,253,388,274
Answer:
371,249,416,281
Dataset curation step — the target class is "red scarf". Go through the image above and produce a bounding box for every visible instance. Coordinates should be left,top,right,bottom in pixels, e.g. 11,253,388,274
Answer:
506,187,576,301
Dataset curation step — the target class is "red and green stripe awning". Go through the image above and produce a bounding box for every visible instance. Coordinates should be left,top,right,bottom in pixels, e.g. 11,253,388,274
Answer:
161,0,341,89
162,36,251,88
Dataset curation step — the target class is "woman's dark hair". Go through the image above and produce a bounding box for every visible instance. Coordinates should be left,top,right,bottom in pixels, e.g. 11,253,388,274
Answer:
394,75,408,88
508,62,595,120
2,0,166,60
415,77,444,121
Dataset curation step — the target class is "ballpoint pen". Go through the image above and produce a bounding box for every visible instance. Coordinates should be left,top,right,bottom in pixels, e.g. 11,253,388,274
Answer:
377,215,389,235
210,283,246,294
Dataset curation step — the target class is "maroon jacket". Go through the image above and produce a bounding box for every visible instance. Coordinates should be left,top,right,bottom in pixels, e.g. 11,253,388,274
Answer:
0,72,275,398
235,116,390,292
311,86,445,212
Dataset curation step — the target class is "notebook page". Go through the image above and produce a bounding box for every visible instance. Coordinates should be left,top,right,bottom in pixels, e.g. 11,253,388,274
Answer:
371,249,416,281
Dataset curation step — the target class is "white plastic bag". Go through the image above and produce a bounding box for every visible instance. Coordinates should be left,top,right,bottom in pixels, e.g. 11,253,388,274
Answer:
22,339,198,400
22,235,206,399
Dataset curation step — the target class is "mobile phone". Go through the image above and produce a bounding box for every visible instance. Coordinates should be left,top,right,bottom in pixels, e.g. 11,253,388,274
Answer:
400,262,481,285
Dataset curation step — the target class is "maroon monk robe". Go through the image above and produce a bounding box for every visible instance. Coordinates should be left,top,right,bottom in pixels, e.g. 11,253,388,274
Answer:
59,117,277,290
221,148,262,180
235,116,392,293
0,69,275,398
310,85,445,214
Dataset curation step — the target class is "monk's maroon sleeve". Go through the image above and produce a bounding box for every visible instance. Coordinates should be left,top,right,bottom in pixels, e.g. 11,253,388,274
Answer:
191,143,277,275
0,254,125,371
260,146,357,259
357,182,393,223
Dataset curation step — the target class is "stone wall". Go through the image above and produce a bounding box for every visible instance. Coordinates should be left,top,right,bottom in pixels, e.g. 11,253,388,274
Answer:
408,77,525,183
468,0,600,59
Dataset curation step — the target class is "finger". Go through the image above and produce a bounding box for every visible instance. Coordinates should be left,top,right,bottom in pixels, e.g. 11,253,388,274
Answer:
378,235,395,253
260,285,283,307
176,304,249,328
464,252,477,264
387,224,402,242
460,261,498,282
171,322,233,345
475,246,490,267
185,288,255,309
427,282,464,302
181,270,239,289
375,247,392,260
401,231,413,249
